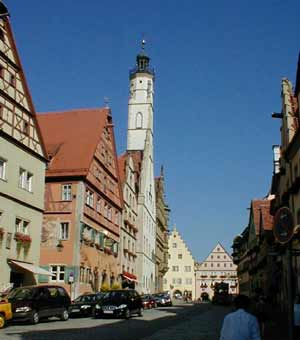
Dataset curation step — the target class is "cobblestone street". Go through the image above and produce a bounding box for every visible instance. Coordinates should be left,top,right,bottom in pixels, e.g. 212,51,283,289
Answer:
0,302,230,340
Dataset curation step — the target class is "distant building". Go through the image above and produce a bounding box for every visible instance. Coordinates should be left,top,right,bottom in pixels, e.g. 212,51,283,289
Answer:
163,226,196,300
155,167,170,292
38,108,123,298
195,243,238,300
0,7,49,291
118,152,138,288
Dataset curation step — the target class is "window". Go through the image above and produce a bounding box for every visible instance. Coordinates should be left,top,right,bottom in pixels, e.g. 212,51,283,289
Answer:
185,278,192,285
15,218,29,234
19,168,33,191
184,266,191,272
61,184,72,201
204,263,207,267
177,278,182,284
9,73,15,87
178,254,182,259
224,263,226,267
230,264,233,267
50,265,65,282
172,266,179,272
172,243,177,248
172,278,176,284
23,121,29,135
211,255,213,259
136,112,143,129
6,232,12,249
217,263,220,267
163,278,167,285
0,158,6,180
96,197,101,213
107,206,112,220
59,222,69,240
86,190,94,207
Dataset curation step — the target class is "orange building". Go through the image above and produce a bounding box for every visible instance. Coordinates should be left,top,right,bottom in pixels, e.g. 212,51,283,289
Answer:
37,108,123,298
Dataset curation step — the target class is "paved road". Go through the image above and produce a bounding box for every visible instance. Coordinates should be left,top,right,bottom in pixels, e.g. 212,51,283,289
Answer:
0,302,229,340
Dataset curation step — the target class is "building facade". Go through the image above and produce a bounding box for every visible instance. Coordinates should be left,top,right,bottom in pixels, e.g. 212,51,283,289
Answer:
118,153,138,288
127,44,156,293
0,7,49,291
195,243,238,300
38,108,123,298
163,226,196,300
155,167,170,292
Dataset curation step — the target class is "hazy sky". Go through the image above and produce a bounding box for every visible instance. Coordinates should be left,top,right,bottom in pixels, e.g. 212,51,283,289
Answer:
7,0,300,261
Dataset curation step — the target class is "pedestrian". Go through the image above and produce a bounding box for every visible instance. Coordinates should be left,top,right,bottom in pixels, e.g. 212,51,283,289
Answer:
220,294,261,340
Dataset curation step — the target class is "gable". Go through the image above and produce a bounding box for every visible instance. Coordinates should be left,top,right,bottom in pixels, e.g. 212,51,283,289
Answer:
0,16,46,159
200,242,236,271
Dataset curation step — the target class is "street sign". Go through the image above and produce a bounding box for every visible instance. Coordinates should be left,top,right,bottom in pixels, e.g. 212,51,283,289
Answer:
273,207,294,244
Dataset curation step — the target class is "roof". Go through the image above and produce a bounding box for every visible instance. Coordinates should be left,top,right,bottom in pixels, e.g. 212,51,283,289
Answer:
260,202,273,231
117,153,127,185
37,108,110,177
251,200,269,235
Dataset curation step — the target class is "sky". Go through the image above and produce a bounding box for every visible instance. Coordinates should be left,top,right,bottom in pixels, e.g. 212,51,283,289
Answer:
7,0,300,261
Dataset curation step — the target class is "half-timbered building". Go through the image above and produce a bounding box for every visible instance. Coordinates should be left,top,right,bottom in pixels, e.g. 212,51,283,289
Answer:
0,4,49,291
37,108,123,298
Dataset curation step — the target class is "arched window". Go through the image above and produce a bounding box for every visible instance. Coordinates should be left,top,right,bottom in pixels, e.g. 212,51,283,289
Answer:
135,112,143,129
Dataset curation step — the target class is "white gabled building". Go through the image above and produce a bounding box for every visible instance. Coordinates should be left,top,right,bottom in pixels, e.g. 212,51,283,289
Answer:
163,226,196,300
126,41,156,293
195,243,238,300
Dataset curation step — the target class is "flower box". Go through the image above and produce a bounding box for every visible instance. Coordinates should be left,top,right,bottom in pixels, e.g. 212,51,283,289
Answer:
14,232,32,244
104,247,113,255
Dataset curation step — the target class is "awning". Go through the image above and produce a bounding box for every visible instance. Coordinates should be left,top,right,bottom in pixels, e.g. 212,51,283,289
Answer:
122,272,138,282
10,260,54,276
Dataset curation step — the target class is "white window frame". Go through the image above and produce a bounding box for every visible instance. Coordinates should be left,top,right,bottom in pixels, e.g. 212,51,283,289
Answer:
59,222,69,240
15,217,29,234
61,184,72,201
86,190,94,208
19,168,33,192
0,157,6,180
50,265,65,282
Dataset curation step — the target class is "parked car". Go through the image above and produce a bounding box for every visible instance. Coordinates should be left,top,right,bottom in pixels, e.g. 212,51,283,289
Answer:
69,293,103,317
141,294,157,309
153,293,172,307
94,289,143,319
0,299,12,328
7,285,71,324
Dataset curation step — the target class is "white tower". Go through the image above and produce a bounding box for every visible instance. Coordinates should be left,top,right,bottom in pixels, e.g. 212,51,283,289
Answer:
127,40,154,151
127,41,156,293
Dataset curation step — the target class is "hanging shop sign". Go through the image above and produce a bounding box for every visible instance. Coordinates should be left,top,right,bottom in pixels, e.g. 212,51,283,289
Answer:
273,207,294,244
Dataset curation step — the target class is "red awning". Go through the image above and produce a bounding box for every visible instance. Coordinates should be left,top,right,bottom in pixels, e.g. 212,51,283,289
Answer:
122,271,137,282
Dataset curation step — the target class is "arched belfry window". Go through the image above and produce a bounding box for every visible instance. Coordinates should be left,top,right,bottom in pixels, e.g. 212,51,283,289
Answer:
136,112,143,129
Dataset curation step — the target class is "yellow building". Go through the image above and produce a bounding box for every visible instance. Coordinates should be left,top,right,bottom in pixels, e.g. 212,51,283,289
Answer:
163,226,195,300
0,4,48,291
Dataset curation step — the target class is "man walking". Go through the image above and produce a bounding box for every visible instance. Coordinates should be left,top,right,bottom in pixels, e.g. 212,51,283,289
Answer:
220,294,261,340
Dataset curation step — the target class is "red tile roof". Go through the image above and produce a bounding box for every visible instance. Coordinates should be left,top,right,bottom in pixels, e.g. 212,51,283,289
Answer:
251,199,272,234
37,108,110,177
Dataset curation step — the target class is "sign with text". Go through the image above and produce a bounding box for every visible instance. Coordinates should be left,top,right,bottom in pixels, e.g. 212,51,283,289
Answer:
273,207,294,244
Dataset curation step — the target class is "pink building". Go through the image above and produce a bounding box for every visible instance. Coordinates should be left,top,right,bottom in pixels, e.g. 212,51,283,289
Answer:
37,108,123,298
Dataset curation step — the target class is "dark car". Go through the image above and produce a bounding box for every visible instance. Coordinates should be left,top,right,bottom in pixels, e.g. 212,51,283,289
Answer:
69,293,104,317
141,294,156,309
153,293,172,307
7,285,71,324
94,289,143,319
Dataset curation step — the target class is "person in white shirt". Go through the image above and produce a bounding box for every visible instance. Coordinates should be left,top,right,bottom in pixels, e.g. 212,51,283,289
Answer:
220,294,261,340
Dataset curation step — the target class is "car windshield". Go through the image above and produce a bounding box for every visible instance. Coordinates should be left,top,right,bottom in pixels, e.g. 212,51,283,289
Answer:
8,288,34,300
103,291,128,303
74,295,95,303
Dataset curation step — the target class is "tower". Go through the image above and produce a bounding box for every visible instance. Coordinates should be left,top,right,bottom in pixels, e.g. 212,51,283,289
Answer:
127,40,154,151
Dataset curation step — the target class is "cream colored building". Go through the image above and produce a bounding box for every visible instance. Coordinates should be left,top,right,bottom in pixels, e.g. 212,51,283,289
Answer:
0,9,48,291
195,243,238,300
163,226,196,300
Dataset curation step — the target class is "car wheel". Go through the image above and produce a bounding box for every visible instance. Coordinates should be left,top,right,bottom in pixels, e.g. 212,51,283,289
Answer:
31,310,40,325
124,308,131,319
138,307,143,317
0,314,6,329
60,309,69,321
